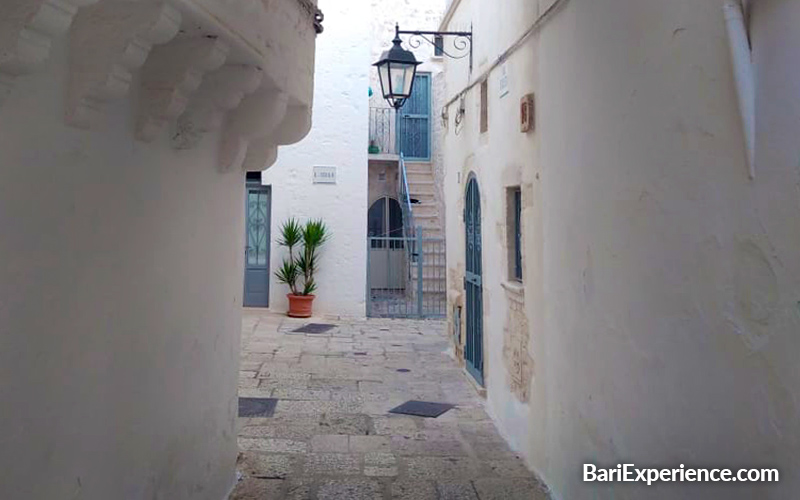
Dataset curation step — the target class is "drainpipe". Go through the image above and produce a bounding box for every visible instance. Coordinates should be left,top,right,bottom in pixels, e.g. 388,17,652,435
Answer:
723,0,756,179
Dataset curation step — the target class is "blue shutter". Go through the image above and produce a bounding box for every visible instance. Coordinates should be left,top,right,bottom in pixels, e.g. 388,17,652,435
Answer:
397,73,431,161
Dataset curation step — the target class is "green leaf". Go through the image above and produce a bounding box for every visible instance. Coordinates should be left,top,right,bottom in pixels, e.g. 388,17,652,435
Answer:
278,218,303,250
302,278,318,296
303,219,330,250
274,259,300,295
275,217,329,297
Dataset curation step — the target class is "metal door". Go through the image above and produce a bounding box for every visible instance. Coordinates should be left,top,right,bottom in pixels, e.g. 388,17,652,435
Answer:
367,197,406,290
464,176,484,385
244,182,271,307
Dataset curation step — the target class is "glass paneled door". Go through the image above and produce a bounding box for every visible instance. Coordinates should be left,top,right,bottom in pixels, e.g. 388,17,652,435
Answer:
464,176,484,385
397,73,431,161
244,180,271,307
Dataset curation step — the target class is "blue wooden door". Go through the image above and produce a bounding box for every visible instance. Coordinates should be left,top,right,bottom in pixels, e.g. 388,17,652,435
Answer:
465,176,484,385
397,73,431,161
244,182,271,307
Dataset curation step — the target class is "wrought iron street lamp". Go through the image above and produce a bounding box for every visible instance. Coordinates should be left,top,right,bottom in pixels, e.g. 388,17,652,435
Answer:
373,30,421,110
374,24,473,110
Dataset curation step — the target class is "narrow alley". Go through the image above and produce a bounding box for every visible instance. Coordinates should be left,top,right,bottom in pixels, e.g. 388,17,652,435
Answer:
231,311,550,499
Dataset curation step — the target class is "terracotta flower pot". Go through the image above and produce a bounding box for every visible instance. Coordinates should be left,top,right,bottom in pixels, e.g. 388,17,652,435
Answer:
287,294,315,318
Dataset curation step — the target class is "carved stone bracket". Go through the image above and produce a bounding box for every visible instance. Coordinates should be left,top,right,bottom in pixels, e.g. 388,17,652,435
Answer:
1,0,317,175
67,1,181,129
172,64,262,150
272,104,313,146
136,36,229,142
219,88,288,172
0,0,99,106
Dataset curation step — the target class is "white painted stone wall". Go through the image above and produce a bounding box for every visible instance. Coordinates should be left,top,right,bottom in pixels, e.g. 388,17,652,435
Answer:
265,0,446,317
0,42,244,499
441,0,800,498
0,0,317,498
263,0,371,318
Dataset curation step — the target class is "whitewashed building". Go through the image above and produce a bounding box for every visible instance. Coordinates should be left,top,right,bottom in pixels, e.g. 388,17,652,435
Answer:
0,0,319,498
253,0,446,318
439,0,800,499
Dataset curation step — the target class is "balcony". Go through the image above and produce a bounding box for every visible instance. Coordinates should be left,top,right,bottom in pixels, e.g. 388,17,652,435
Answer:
369,106,399,158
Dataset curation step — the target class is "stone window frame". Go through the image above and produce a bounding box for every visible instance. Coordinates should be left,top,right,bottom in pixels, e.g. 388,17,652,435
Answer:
506,186,523,283
480,80,489,134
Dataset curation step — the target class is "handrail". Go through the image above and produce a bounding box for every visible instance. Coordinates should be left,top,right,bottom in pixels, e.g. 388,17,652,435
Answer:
398,153,415,236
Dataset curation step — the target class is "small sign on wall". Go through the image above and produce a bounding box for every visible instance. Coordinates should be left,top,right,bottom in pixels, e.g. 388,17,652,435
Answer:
313,166,337,184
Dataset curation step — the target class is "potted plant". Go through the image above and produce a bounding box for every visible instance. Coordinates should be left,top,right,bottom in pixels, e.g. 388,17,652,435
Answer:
368,140,380,155
274,218,330,317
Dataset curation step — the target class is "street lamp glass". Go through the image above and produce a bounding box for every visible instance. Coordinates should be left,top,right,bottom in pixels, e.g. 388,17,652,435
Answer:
373,35,420,109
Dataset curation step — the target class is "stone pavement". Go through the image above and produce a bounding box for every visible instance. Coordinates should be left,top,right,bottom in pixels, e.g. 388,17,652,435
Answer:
231,311,551,500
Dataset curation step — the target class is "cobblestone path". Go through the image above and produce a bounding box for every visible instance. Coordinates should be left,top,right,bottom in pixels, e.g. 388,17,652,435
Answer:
231,311,550,500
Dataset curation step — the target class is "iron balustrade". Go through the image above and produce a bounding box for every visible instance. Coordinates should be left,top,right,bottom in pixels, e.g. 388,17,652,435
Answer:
368,107,397,155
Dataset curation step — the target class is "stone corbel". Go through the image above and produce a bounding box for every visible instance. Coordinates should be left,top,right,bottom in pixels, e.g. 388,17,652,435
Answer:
135,36,229,142
250,103,312,171
172,64,262,150
240,139,278,172
0,0,99,106
67,1,181,129
219,88,288,172
272,104,313,146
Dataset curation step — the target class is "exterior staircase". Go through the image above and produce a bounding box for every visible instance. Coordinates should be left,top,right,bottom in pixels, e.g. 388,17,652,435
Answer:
404,162,447,316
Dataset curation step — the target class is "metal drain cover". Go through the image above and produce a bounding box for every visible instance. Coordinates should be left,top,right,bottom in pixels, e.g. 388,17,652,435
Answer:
389,400,455,418
238,397,278,418
292,323,336,334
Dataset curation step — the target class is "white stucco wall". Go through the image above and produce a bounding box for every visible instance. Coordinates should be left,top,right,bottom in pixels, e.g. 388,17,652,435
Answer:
369,0,446,111
0,44,243,499
442,0,800,499
263,0,370,318
441,0,540,475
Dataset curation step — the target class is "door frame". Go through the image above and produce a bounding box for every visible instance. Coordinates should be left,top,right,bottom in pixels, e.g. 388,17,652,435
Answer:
243,180,272,308
464,173,484,385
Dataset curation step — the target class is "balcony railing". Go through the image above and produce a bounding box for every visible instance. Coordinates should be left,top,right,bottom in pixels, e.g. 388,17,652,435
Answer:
369,107,397,156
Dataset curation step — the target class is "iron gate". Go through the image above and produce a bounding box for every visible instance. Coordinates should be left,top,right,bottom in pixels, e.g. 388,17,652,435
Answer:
367,228,446,319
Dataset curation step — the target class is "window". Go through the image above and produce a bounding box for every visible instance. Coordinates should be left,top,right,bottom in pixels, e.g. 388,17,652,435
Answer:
507,187,522,281
434,35,444,57
480,80,488,134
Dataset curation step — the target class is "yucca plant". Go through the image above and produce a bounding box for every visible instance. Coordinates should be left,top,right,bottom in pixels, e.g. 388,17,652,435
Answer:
275,218,329,296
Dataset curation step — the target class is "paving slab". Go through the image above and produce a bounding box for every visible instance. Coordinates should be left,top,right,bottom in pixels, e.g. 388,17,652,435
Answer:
234,310,550,499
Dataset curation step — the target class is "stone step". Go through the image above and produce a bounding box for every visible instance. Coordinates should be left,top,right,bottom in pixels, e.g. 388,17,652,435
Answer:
413,214,441,228
407,171,434,183
406,235,445,246
409,196,436,207
412,205,439,218
408,180,436,195
404,163,433,174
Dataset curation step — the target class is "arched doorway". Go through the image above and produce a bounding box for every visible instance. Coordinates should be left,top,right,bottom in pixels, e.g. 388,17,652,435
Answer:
368,196,404,242
368,197,405,291
465,176,484,385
